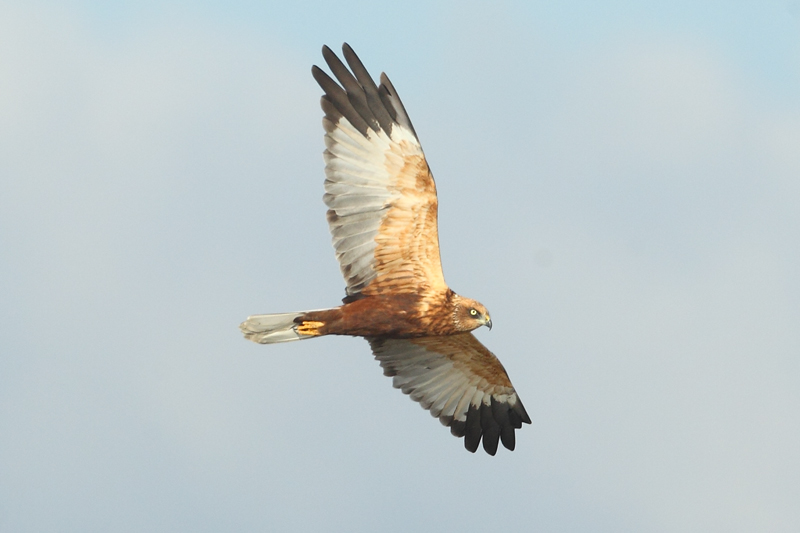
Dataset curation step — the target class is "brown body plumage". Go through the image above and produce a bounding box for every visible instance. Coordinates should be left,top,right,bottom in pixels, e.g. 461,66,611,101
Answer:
298,290,487,338
240,44,530,455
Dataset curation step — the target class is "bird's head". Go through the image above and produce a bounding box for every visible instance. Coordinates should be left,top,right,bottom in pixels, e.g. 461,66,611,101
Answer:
453,296,492,332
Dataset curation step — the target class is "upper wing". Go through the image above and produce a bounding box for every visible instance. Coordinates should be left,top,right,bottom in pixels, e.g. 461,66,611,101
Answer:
368,333,531,455
312,44,447,298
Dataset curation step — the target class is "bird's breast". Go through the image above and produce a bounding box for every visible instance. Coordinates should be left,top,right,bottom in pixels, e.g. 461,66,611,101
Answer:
335,292,454,338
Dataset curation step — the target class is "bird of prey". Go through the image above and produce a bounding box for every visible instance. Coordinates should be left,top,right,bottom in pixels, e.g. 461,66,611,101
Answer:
240,43,530,455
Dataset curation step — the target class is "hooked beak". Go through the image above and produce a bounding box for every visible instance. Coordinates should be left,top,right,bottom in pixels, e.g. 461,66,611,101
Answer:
484,315,492,330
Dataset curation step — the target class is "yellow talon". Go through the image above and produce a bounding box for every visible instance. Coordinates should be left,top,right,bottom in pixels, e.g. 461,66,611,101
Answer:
296,321,324,336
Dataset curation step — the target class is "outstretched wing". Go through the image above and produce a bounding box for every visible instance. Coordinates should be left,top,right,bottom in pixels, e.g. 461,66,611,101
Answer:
312,44,447,298
368,333,531,455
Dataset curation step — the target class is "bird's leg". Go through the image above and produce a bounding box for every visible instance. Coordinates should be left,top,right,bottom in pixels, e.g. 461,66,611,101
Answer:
296,321,324,336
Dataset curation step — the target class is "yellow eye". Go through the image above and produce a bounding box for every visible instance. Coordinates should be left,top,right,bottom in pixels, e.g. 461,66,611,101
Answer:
469,309,478,316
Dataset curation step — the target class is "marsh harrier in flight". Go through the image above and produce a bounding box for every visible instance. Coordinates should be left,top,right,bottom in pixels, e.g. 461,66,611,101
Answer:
240,44,530,454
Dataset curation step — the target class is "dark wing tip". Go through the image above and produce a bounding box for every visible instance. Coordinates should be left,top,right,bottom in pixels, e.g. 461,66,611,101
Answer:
312,52,370,136
464,405,482,453
341,43,396,134
492,398,516,451
321,43,336,61
450,419,466,438
315,43,399,138
457,396,529,455
516,396,532,425
480,402,501,455
377,72,418,138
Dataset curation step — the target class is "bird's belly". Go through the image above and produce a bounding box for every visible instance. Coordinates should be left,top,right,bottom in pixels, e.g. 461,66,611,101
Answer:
335,295,443,338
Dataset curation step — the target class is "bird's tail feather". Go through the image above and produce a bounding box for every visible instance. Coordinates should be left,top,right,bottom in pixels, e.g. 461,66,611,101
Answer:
239,309,332,344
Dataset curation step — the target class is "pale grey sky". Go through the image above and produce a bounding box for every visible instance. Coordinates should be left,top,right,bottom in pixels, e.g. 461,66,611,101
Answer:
1,1,799,531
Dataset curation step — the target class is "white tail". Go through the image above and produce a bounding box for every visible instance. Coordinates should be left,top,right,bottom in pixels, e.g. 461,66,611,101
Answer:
239,309,330,344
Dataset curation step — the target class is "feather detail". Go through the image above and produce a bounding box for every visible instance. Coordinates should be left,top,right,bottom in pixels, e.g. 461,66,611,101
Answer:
368,333,530,455
314,44,447,298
